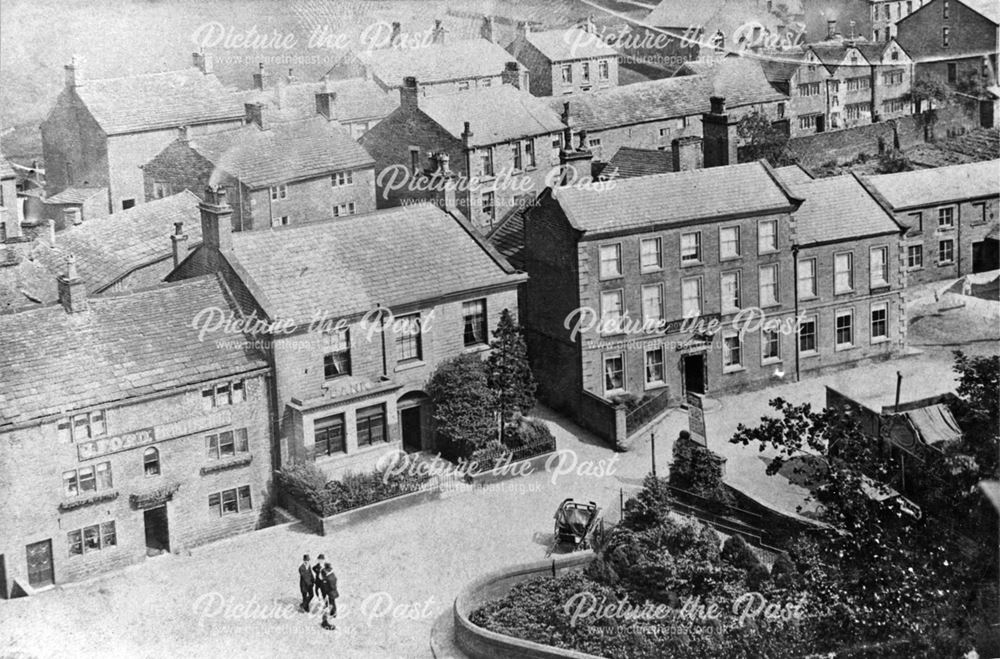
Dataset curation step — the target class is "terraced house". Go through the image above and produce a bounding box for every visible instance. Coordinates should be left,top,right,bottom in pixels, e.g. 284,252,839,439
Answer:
506,24,620,96
866,160,1000,284
142,109,375,230
168,189,525,477
41,53,244,214
0,271,273,597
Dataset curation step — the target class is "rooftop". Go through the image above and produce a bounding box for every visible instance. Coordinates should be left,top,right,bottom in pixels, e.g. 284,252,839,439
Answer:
553,161,795,235
70,67,244,135
773,163,815,186
418,84,565,146
225,203,525,325
784,174,901,244
865,160,1000,209
0,274,267,427
644,0,781,38
355,39,513,87
43,187,107,205
239,76,398,123
517,27,618,61
602,147,676,178
186,117,374,189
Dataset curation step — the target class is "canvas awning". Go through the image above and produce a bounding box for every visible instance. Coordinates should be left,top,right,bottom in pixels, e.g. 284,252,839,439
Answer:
904,403,963,447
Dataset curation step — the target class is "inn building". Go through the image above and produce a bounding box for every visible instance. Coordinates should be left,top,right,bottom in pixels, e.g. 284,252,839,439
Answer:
0,270,272,597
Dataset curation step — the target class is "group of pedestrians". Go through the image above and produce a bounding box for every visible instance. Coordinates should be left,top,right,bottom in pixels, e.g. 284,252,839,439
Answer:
298,553,339,630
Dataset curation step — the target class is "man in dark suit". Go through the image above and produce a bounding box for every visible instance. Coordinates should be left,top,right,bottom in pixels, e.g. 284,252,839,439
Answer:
321,562,339,630
298,554,314,612
312,553,326,599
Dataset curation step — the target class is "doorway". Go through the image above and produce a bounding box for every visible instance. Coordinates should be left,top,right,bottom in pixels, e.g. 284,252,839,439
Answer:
143,506,170,556
400,406,422,453
25,540,54,588
972,238,999,273
683,353,706,396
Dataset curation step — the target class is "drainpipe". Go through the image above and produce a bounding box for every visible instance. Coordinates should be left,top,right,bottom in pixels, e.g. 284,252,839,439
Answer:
792,244,801,383
378,303,388,378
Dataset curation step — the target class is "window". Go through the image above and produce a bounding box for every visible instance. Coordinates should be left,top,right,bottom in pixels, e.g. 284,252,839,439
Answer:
598,59,609,80
681,277,702,317
208,486,252,516
797,258,816,298
680,232,702,263
481,78,491,87
846,103,870,120
799,114,821,130
942,27,949,47
777,102,785,118
762,329,781,363
942,0,949,19
409,148,421,174
641,284,664,325
907,245,923,268
122,199,136,210
581,62,591,82
640,237,662,272
645,348,665,386
947,62,957,82
206,428,250,460
331,171,353,187
759,264,779,306
481,192,495,220
588,137,602,148
870,247,889,287
512,141,523,171
480,148,494,177
598,244,622,279
63,462,112,497
723,333,742,370
938,206,954,229
143,447,160,477
906,0,912,13
201,380,245,410
269,184,288,200
835,309,854,349
462,299,487,347
272,215,290,227
356,404,386,447
883,70,904,85
396,313,422,361
758,220,777,253
59,410,107,443
939,239,955,264
971,202,987,225
884,3,891,18
799,317,817,353
551,135,562,161
333,202,356,217
871,302,889,342
600,290,624,331
458,80,470,91
834,252,854,293
908,211,923,233
604,354,624,393
323,329,351,378
561,64,572,84
313,414,345,457
153,181,171,198
67,522,116,556
524,139,536,168
797,82,821,97
828,80,840,94
721,271,742,312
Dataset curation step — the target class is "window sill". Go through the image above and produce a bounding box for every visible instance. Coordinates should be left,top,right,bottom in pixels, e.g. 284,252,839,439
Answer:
762,357,782,366
834,289,855,296
680,260,703,268
906,266,924,271
201,454,253,476
394,360,426,373
605,389,626,398
834,344,855,352
644,381,668,391
937,261,955,267
640,267,664,275
799,294,818,302
801,350,819,358
58,490,120,512
723,366,745,374
871,337,891,345
759,301,782,310
463,343,490,354
719,255,742,263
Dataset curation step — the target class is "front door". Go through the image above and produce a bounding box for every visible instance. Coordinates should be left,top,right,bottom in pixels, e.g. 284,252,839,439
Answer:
144,505,170,556
25,540,54,588
683,353,705,396
972,239,999,273
400,406,422,453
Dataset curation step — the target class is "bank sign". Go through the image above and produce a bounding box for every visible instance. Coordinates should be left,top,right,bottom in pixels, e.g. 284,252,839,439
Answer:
77,409,233,461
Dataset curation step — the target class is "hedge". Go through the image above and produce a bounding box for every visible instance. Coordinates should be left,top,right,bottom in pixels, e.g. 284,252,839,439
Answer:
276,462,432,517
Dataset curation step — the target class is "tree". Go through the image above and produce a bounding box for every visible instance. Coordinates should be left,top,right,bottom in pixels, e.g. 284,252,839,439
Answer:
427,353,497,459
486,309,537,438
910,74,953,114
669,431,734,506
736,110,798,167
875,149,913,173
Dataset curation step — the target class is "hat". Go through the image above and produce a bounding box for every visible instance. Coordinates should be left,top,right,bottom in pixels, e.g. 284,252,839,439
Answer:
317,554,325,560
324,562,332,570
303,554,310,561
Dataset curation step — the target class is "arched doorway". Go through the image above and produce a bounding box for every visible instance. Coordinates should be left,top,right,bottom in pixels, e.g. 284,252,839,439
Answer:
397,391,431,453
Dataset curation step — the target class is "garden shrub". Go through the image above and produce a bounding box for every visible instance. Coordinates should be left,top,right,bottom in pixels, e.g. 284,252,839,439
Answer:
277,462,431,516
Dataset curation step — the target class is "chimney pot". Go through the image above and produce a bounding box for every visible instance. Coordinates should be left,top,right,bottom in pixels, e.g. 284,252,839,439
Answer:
178,125,189,142
710,96,726,114
192,50,214,74
200,186,233,254
400,77,420,110
171,221,189,267
252,63,267,90
827,19,837,39
65,55,81,89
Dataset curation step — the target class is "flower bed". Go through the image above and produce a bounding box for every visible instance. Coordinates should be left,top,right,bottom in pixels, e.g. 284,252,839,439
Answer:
276,462,433,517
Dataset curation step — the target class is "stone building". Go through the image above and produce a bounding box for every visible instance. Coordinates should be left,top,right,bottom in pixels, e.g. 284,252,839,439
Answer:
870,0,933,42
866,159,1000,283
142,110,375,231
895,0,998,89
167,189,525,477
506,24,620,96
41,54,245,215
0,271,272,596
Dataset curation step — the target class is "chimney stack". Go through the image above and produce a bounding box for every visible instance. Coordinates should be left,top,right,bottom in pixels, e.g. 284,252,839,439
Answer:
432,19,446,44
702,96,738,168
64,55,81,89
502,61,524,89
315,89,337,120
200,186,233,254
826,19,837,40
390,22,402,47
2,206,23,241
461,121,474,148
171,221,189,267
178,125,189,143
64,207,83,226
192,50,214,75
481,15,496,43
519,21,531,38
57,254,87,314
245,102,267,130
252,63,267,91
560,122,593,184
286,68,296,85
672,136,704,171
49,218,56,245
400,76,420,111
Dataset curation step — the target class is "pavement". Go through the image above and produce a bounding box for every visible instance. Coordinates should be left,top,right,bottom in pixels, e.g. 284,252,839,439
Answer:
2,288,995,659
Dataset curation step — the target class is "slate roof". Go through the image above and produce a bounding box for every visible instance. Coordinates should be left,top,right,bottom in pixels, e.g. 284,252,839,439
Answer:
520,27,618,61
603,147,675,178
773,164,814,186
31,191,203,295
419,85,565,146
759,52,806,85
72,68,244,135
554,161,795,235
0,274,268,427
807,41,889,70
865,160,1000,210
550,69,783,132
186,117,374,189
239,77,398,123
676,57,788,104
44,187,107,205
355,39,513,87
784,175,901,244
225,203,525,325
